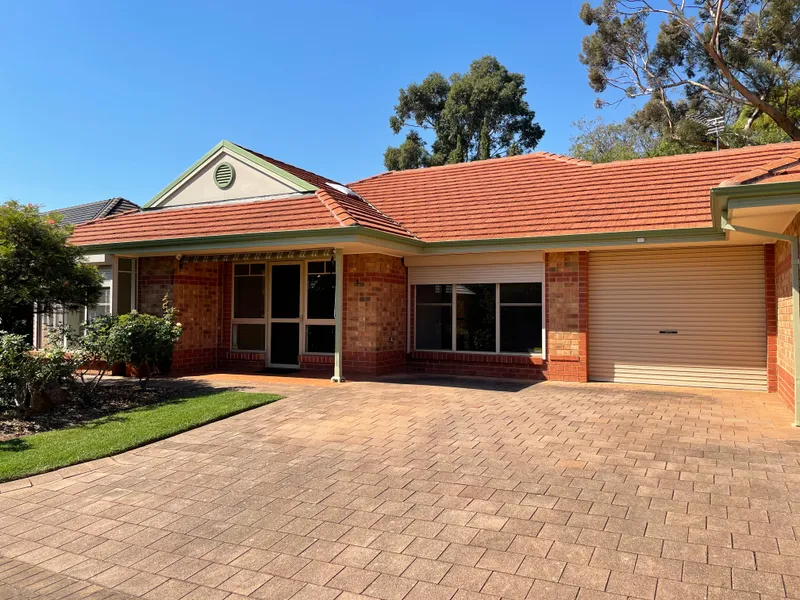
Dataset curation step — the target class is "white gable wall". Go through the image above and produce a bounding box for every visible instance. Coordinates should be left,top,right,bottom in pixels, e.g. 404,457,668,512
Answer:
153,150,305,208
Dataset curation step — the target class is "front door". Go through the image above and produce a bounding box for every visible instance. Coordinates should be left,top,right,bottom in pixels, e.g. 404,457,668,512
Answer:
268,263,302,368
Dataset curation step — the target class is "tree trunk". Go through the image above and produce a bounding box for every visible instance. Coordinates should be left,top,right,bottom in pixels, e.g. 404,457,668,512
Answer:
704,43,800,141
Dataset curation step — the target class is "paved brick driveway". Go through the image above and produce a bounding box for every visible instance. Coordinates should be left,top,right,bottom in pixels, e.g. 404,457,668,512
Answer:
1,376,799,600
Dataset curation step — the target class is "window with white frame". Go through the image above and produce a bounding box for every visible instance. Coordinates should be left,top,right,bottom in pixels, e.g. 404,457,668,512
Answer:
305,260,336,353
116,258,137,314
87,266,113,322
415,282,543,354
232,263,266,351
36,265,115,349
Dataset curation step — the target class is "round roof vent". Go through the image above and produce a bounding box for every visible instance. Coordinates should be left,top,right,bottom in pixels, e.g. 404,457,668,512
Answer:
214,162,235,189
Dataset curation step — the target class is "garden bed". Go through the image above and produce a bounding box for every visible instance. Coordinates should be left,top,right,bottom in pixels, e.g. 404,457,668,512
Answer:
0,380,187,441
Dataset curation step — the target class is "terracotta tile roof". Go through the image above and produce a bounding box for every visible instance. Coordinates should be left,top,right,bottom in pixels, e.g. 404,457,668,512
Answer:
69,196,343,246
242,146,343,189
763,165,800,183
70,148,416,247
349,142,800,242
242,146,414,238
71,141,800,248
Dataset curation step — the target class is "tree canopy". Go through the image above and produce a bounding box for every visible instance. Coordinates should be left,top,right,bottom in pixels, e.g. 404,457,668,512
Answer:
0,201,103,334
579,0,800,144
384,56,544,170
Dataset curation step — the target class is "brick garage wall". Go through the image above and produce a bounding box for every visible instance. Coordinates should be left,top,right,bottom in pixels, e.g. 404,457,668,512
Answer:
765,244,777,393
775,215,800,411
408,251,588,382
340,254,407,375
546,251,589,382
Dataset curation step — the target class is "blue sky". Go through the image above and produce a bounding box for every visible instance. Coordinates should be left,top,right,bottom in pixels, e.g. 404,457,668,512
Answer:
0,1,628,211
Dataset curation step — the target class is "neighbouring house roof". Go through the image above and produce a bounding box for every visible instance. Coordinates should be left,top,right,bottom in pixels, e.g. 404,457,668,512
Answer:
50,197,139,225
349,142,800,242
69,141,800,248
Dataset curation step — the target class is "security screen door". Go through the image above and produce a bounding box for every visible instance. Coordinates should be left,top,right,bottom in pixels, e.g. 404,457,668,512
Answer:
268,263,302,367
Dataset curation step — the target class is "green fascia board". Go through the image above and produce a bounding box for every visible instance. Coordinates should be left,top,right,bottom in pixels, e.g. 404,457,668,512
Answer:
711,180,800,229
418,227,725,254
76,226,425,255
141,140,318,209
76,224,725,257
227,142,318,193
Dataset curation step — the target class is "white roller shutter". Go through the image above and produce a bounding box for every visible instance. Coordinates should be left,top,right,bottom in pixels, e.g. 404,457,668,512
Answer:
409,263,544,285
589,246,767,391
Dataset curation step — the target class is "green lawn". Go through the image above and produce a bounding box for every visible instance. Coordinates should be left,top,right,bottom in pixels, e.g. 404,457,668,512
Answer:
0,390,281,482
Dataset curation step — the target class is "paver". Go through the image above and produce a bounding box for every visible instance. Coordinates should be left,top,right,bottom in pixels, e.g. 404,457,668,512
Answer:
1,376,799,600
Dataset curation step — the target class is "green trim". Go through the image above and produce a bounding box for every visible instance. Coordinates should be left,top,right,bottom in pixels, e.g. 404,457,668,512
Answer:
142,140,318,209
727,196,800,212
712,180,800,199
711,180,800,230
417,227,726,254
77,224,728,257
77,226,423,255
228,142,318,192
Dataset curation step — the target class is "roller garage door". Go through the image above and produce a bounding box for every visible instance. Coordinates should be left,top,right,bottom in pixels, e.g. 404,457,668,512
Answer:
589,246,767,390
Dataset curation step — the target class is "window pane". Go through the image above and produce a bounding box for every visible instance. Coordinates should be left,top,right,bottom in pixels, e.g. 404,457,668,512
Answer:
500,282,542,304
118,258,134,272
250,264,265,275
306,324,335,353
417,284,452,304
500,305,543,353
271,265,300,318
416,306,452,350
307,272,335,319
456,284,496,352
117,271,133,314
234,324,265,351
97,266,113,281
308,260,333,274
234,275,265,318
234,264,249,276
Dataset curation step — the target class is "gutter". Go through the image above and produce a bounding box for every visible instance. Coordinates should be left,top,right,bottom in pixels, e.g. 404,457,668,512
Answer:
722,213,800,427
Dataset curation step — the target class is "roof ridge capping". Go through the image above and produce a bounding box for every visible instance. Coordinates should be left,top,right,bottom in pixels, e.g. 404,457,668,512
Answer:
316,182,418,239
534,151,594,167
348,150,592,186
718,150,800,187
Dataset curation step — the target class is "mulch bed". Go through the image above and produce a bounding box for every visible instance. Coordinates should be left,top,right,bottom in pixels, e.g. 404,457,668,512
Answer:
0,382,186,441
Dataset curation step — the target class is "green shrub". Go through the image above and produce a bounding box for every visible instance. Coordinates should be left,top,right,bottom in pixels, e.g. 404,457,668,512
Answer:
0,331,80,414
104,297,182,389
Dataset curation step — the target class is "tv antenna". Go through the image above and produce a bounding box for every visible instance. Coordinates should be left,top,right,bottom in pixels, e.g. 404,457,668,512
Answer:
688,114,725,150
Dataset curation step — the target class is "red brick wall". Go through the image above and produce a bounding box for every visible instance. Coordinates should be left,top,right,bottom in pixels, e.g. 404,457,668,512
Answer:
407,252,589,382
138,257,175,315
765,244,777,393
340,254,407,375
172,262,222,373
775,215,800,411
546,251,589,382
138,251,590,383
138,258,224,374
